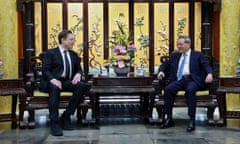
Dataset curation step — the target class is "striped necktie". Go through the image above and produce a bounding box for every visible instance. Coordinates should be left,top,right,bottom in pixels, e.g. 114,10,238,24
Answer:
177,53,186,80
64,50,70,79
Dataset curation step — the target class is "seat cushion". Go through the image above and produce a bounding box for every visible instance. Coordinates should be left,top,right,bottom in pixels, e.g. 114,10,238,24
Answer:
162,90,209,96
177,90,209,96
33,91,73,97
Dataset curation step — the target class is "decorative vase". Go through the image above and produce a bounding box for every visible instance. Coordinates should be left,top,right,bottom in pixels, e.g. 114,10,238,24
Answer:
114,67,130,77
237,57,240,77
0,71,3,79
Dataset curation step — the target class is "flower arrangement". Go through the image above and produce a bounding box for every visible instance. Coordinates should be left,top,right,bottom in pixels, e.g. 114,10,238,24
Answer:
0,59,3,66
104,13,136,69
0,58,3,78
237,57,240,77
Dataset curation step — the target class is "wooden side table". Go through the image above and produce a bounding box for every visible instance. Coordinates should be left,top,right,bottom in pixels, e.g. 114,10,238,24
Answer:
88,76,155,123
216,76,240,126
0,78,27,129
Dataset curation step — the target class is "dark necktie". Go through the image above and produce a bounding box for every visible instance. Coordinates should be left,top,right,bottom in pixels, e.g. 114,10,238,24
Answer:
64,51,70,79
177,53,186,80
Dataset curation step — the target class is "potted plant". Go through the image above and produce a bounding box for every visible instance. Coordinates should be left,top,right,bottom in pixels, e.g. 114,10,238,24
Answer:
104,13,136,76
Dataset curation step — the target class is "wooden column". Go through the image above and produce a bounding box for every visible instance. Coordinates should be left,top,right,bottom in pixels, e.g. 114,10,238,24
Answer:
189,0,195,49
169,0,174,53
83,0,89,79
201,2,213,57
41,0,48,51
22,1,35,83
149,1,154,75
103,1,109,60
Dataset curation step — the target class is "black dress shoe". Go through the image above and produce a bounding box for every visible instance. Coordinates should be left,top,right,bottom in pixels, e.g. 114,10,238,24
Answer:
60,113,74,130
186,119,195,132
50,123,63,136
160,118,174,129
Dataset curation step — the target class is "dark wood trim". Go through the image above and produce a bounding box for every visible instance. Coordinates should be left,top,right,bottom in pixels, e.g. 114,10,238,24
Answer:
103,1,109,60
42,0,48,51
214,0,221,12
18,12,23,59
212,10,220,61
149,1,154,75
16,0,24,12
189,0,194,49
129,0,134,38
83,0,89,78
22,1,35,82
129,1,134,73
62,0,68,30
169,0,174,53
201,1,213,57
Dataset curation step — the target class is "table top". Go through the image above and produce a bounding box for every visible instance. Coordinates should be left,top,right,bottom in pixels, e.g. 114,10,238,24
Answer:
0,78,24,89
92,75,153,78
90,75,154,86
0,77,22,81
219,75,240,79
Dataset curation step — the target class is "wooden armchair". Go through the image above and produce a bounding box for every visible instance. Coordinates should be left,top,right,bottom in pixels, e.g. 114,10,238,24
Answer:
22,53,92,128
150,55,219,125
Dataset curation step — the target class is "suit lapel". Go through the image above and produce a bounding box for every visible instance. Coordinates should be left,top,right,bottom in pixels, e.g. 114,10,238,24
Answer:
174,53,182,74
69,50,74,65
55,47,64,67
176,53,181,66
189,50,194,72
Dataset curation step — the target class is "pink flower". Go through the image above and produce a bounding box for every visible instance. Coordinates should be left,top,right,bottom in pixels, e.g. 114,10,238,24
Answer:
125,55,130,60
119,49,127,54
117,55,122,60
114,45,125,52
117,60,125,68
128,44,136,51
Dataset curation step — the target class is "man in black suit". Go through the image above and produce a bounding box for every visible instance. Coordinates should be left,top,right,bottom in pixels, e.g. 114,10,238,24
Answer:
40,30,87,136
157,36,213,132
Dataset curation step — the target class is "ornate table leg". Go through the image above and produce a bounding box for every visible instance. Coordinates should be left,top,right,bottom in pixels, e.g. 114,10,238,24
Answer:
11,94,17,129
216,91,226,126
19,92,27,129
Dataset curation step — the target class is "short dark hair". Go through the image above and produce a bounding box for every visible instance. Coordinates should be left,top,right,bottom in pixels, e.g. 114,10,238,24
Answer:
178,35,191,44
58,30,73,44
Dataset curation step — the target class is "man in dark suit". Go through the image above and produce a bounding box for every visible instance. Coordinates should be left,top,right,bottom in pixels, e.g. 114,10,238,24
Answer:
157,36,213,132
40,30,87,136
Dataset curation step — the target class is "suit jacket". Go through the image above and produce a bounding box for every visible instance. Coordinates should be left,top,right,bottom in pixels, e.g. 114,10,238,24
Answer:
158,50,213,88
39,47,83,92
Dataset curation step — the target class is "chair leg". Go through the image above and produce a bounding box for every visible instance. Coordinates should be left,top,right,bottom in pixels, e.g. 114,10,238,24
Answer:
156,104,164,123
77,103,89,124
81,104,89,120
28,110,35,129
77,106,82,123
207,105,216,126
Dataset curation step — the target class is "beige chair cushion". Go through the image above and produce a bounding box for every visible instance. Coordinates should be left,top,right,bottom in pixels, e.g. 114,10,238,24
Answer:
33,91,73,97
162,90,209,96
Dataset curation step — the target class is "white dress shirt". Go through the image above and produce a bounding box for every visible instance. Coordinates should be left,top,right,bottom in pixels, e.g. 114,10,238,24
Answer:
59,46,72,78
178,49,191,76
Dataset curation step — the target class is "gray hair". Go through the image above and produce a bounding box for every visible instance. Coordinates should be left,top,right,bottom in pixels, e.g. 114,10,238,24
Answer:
178,36,191,44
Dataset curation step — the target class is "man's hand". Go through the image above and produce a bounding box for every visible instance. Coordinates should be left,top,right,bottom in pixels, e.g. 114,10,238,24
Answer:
205,73,213,83
157,71,165,79
50,79,62,89
72,73,81,85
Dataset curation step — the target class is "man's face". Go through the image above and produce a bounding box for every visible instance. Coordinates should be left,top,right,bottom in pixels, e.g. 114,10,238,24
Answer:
61,33,75,49
177,38,190,53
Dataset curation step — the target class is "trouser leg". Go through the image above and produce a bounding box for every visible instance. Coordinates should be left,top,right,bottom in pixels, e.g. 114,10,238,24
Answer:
184,81,199,118
61,80,87,115
163,80,183,115
48,84,61,122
